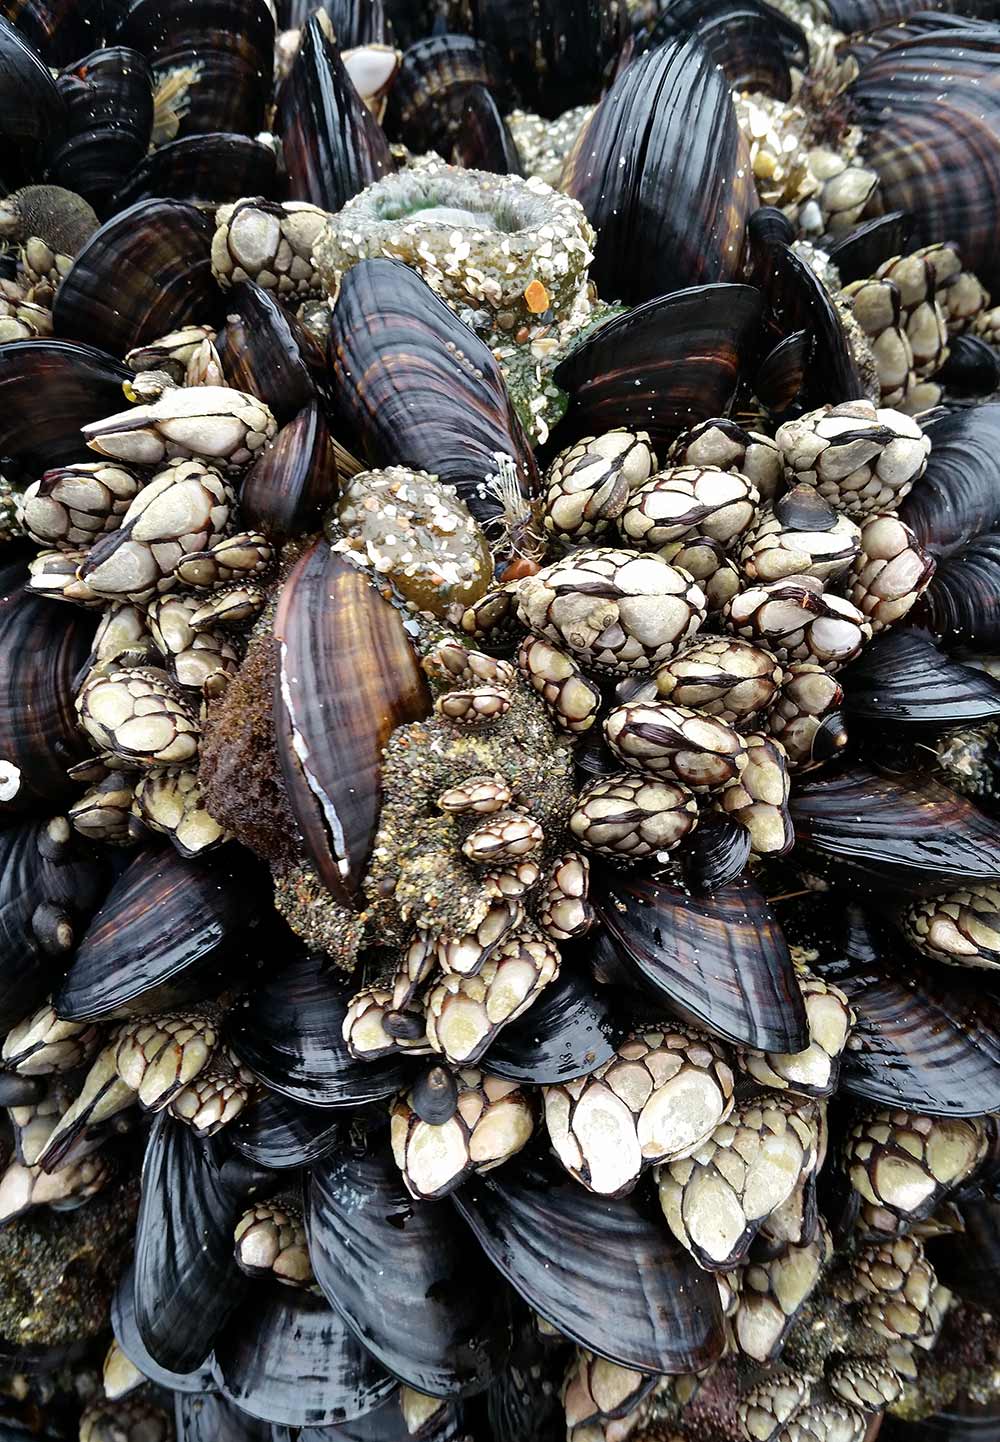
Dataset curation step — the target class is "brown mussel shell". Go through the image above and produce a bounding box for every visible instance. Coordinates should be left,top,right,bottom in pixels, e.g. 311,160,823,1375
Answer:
239,400,339,542
327,257,540,525
469,0,624,118
277,11,392,213
791,764,1000,895
898,403,1000,558
552,284,762,452
563,37,757,305
48,47,154,215
0,339,132,469
1,0,106,67
52,198,218,355
0,562,96,813
840,630,1000,732
453,1147,725,1375
218,281,320,425
449,83,522,174
55,845,266,1021
278,0,389,43
110,132,278,211
824,211,915,284
640,0,807,101
273,541,430,905
383,34,503,149
590,868,809,1054
307,1131,514,1396
909,532,1000,652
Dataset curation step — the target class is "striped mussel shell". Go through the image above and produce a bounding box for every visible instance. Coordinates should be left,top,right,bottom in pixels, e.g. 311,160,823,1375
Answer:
637,0,808,101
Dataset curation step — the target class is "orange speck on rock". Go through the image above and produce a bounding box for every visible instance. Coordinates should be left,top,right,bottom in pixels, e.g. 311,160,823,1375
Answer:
524,280,549,314
499,556,541,581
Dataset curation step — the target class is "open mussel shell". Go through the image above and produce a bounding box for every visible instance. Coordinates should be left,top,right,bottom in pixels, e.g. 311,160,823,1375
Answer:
219,282,319,426
790,764,1000,896
0,15,66,189
0,816,108,1032
809,905,1000,1115
484,967,622,1084
112,0,275,140
176,1393,275,1442
112,1262,216,1396
226,952,409,1107
48,47,154,214
470,0,623,117
590,867,808,1053
110,132,278,210
839,630,1000,732
453,1147,724,1374
552,284,762,452
55,845,266,1021
844,27,1000,293
642,0,807,100
0,568,95,813
273,542,430,904
134,1116,257,1374
278,11,392,213
211,1285,397,1430
750,237,864,406
307,1130,513,1396
231,1091,341,1171
899,404,1000,558
240,400,339,542
52,198,217,356
328,257,539,524
563,37,757,305
0,340,131,470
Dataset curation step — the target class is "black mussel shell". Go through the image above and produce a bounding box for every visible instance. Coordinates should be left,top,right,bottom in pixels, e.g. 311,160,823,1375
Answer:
590,868,808,1053
52,198,217,356
840,630,1000,732
936,332,1000,398
0,570,96,813
218,282,318,425
809,906,1000,1116
410,1064,459,1124
899,403,1000,558
824,0,989,34
823,211,914,284
384,35,499,148
295,1393,467,1442
55,845,266,1021
752,240,865,406
278,0,388,44
910,532,1000,652
0,817,107,1032
453,1148,725,1374
307,1134,513,1396
176,1393,275,1442
328,257,540,524
112,1263,216,1395
753,329,812,415
790,764,1000,895
775,484,838,532
112,0,275,139
272,542,430,904
447,82,522,174
469,0,624,117
212,1285,397,1429
643,0,807,100
482,1319,570,1442
0,16,66,189
0,1073,47,1105
240,401,339,542
843,27,1000,294
484,967,622,1084
110,132,278,210
48,47,153,215
134,1116,257,1374
1,0,106,67
563,38,758,305
0,339,131,470
882,1398,1000,1440
231,1091,342,1170
680,813,754,894
278,12,392,212
227,952,409,1107
926,1197,1000,1314
552,284,762,452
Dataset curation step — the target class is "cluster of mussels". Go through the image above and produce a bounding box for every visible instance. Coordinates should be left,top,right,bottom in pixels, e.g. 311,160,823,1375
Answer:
5,0,1000,1440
